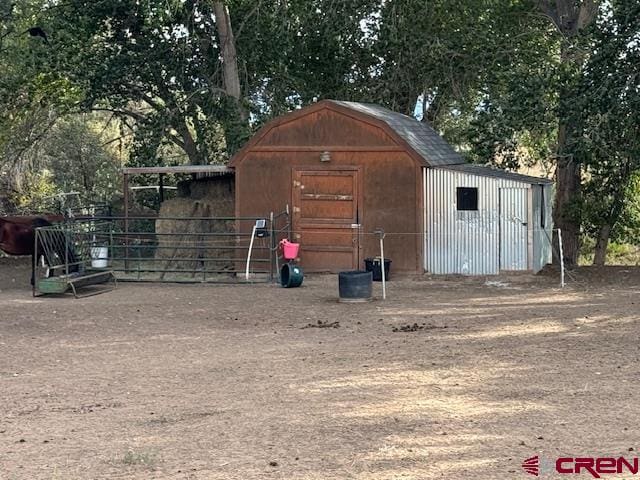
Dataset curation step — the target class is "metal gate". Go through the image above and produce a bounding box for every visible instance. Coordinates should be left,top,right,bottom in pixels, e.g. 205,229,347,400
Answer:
292,167,361,272
499,187,529,270
35,211,290,284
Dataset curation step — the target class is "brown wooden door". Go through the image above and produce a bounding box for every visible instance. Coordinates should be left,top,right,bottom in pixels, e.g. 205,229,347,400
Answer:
292,168,361,272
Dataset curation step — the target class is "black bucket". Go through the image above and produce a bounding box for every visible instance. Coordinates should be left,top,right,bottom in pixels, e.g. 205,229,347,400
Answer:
338,270,373,303
280,263,304,288
364,257,391,281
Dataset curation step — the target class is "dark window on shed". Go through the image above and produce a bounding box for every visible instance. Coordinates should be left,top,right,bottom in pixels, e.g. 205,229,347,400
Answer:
456,187,478,211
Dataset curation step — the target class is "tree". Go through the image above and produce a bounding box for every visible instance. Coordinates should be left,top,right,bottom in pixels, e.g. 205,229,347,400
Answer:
532,0,601,266
0,0,82,207
577,0,640,265
34,0,242,165
36,0,380,165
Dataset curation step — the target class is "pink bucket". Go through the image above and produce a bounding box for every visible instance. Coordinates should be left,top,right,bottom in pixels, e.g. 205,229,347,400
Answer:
280,239,300,260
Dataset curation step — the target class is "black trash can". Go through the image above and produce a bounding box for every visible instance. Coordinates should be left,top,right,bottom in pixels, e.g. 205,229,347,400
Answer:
338,270,373,303
280,263,304,288
364,257,391,282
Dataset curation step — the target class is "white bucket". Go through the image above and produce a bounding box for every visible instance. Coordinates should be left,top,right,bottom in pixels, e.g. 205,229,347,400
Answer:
90,247,109,268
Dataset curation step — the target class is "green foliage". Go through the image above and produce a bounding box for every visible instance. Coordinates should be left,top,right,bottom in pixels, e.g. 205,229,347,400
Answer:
41,0,232,164
577,0,640,254
231,0,380,121
11,169,58,212
580,237,640,266
43,116,121,201
5,113,121,212
614,175,640,246
0,0,638,266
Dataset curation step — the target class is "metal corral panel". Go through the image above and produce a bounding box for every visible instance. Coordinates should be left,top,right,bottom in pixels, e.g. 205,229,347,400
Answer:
424,167,532,275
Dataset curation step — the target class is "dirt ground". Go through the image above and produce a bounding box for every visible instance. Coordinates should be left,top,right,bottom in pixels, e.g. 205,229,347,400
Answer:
1,257,640,480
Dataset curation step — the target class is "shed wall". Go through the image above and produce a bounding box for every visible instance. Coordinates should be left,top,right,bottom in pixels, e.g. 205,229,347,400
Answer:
532,183,554,272
257,109,398,147
236,151,422,272
424,168,531,275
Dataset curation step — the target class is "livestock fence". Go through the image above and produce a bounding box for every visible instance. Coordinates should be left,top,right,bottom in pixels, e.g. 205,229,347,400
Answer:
34,209,292,287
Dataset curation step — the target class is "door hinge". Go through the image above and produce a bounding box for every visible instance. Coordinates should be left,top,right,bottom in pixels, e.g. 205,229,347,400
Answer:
293,206,301,213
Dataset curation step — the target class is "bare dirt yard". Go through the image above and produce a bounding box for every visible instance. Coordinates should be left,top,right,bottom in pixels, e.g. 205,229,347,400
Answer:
1,257,640,480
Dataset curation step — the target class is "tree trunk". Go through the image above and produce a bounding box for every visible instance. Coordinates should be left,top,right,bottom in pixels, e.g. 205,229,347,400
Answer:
551,34,587,267
213,1,250,154
591,167,630,266
552,122,581,266
213,2,241,99
423,90,443,127
181,127,200,165
176,121,202,165
535,0,602,267
592,224,611,266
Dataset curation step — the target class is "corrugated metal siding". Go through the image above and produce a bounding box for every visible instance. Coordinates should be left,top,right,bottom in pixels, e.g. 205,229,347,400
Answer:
499,187,529,270
532,184,554,272
424,168,530,275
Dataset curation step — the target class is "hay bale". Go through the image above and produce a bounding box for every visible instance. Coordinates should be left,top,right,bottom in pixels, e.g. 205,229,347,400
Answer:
155,197,236,277
182,175,235,205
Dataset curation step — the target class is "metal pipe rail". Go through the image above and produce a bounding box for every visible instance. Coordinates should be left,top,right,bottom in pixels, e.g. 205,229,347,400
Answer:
47,209,292,284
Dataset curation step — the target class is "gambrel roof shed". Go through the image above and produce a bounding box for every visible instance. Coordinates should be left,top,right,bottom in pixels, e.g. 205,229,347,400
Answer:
231,99,466,168
231,100,553,274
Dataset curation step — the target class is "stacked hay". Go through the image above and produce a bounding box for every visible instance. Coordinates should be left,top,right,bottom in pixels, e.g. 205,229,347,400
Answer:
154,175,236,278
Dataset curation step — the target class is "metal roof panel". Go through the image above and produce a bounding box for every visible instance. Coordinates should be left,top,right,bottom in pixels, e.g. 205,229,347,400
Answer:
329,101,465,166
439,164,553,184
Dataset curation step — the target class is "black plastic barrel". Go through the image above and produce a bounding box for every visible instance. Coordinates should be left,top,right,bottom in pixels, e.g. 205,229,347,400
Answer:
338,270,373,302
280,263,304,288
364,257,391,282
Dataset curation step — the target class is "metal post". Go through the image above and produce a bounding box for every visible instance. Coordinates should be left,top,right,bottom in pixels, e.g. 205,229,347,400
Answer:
286,204,292,241
375,228,386,300
159,173,165,203
558,228,565,288
64,226,69,276
32,230,38,297
245,224,258,280
123,173,130,272
269,211,275,282
109,228,114,269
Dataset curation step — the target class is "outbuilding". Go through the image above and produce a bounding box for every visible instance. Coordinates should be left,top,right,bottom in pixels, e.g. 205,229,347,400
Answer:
231,100,553,275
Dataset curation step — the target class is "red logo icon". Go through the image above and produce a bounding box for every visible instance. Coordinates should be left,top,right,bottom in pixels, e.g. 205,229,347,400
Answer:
522,455,540,476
